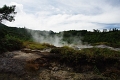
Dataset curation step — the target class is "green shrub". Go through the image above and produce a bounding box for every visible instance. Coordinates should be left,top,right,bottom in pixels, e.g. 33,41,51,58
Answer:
51,46,79,64
81,48,120,59
0,38,23,53
50,46,120,65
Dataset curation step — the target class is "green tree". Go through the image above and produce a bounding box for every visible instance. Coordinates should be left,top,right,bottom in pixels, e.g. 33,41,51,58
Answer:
0,5,16,22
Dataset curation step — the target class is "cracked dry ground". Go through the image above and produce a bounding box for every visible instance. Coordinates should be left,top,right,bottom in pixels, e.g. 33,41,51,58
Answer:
0,48,116,80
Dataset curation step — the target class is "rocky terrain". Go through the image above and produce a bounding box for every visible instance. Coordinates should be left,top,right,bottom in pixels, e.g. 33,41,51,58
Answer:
0,47,119,80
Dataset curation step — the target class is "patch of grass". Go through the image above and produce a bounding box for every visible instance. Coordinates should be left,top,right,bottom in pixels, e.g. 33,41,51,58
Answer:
23,41,55,50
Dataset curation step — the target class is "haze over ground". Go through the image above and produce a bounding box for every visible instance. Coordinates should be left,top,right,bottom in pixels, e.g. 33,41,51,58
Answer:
1,0,120,32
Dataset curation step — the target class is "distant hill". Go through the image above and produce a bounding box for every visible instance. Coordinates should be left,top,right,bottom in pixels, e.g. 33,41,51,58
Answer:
0,23,32,41
0,23,7,27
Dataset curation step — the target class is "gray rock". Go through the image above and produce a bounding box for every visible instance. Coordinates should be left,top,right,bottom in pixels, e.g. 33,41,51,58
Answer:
0,58,25,76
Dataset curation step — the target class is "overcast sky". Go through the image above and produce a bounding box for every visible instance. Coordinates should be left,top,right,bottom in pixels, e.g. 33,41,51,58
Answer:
1,0,120,32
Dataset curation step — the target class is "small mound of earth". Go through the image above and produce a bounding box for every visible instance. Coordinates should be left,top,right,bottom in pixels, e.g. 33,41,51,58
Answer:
0,49,58,79
0,48,113,80
0,49,45,79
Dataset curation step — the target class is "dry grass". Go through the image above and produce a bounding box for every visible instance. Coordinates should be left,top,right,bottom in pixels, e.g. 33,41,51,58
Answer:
23,41,55,50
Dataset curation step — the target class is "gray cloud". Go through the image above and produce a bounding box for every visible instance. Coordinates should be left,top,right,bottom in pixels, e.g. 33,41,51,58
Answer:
1,0,120,32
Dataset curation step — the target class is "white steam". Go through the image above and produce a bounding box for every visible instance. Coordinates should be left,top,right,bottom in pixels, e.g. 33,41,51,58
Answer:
27,29,92,48
28,30,67,47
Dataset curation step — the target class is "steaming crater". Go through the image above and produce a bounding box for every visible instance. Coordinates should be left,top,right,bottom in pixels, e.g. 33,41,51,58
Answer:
72,44,120,51
95,45,120,51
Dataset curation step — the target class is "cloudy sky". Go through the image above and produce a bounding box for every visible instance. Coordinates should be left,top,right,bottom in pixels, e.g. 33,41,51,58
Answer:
1,0,120,32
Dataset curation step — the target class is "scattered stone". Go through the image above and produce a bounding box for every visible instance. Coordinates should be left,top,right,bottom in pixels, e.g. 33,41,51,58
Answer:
52,67,59,71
